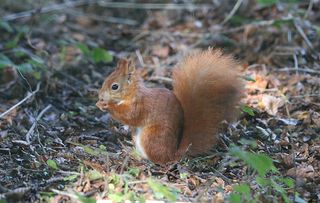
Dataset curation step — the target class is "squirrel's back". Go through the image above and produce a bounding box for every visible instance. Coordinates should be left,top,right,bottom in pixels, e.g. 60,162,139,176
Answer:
173,49,242,155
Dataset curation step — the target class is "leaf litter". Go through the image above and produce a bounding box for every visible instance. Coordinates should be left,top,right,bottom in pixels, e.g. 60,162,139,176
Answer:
0,0,319,202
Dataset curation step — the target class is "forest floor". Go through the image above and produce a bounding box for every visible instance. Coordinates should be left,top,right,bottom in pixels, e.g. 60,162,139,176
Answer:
0,1,319,202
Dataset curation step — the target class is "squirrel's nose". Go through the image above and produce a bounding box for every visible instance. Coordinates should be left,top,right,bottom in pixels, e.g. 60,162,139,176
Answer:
96,100,108,110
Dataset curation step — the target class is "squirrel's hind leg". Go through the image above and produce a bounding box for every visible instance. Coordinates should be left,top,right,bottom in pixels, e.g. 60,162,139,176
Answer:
136,125,179,164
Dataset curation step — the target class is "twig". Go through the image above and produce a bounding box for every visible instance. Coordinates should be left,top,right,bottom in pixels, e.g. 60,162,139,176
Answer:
68,9,138,26
25,104,52,144
120,155,129,175
0,187,31,199
304,0,314,19
275,67,320,74
148,76,173,85
2,0,100,21
0,83,40,119
98,2,211,10
51,189,78,199
2,1,211,21
294,19,314,49
293,54,299,75
135,50,145,67
221,0,244,25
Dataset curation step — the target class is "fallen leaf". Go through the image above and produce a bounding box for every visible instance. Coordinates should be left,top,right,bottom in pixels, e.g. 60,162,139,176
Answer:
152,45,170,58
287,164,314,179
260,95,285,116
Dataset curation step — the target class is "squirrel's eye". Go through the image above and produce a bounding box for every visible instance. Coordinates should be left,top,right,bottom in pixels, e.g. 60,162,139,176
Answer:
111,83,119,91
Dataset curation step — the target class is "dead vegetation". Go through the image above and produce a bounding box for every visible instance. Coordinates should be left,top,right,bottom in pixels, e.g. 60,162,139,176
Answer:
0,0,319,202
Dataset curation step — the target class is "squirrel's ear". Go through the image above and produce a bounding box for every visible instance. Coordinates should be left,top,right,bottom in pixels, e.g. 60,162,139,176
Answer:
116,59,129,71
116,58,135,74
127,58,136,74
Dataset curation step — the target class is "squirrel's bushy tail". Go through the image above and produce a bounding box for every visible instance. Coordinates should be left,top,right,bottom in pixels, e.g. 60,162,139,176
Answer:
173,49,242,156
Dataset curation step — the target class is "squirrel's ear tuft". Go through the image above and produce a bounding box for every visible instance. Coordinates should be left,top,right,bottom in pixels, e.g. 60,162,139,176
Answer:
127,58,136,74
116,58,135,75
117,58,129,70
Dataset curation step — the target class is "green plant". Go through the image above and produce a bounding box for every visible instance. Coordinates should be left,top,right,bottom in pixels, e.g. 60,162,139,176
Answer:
228,145,305,203
76,43,113,63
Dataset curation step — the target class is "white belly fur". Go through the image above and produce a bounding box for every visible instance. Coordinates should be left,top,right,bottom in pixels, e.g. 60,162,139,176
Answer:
135,127,148,159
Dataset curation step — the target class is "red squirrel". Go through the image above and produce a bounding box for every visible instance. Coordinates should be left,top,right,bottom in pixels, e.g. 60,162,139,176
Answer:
96,49,242,164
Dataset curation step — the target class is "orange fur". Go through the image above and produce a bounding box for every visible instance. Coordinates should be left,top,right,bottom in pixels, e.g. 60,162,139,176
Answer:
173,49,242,155
97,49,242,164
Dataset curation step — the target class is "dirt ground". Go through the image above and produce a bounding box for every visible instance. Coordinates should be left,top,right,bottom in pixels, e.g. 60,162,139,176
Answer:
0,1,319,202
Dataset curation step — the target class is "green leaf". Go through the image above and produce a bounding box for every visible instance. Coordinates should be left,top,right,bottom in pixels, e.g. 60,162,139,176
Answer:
63,174,78,181
270,179,290,203
109,193,124,203
234,184,251,194
256,0,278,6
279,177,294,188
5,32,22,49
0,54,14,69
87,170,104,181
238,139,258,148
83,146,100,156
99,144,107,151
229,146,278,177
256,176,269,187
242,75,256,82
148,179,177,201
75,193,96,203
46,159,58,170
229,193,242,203
128,167,140,177
92,47,113,63
241,105,255,116
76,43,91,57
109,173,121,185
0,20,13,33
17,63,33,73
179,172,188,179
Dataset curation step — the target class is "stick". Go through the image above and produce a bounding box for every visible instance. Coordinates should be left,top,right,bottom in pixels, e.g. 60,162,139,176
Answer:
25,104,52,144
0,83,40,119
275,67,320,74
2,0,99,21
221,0,244,25
294,19,314,49
97,2,211,10
2,1,211,21
304,0,314,19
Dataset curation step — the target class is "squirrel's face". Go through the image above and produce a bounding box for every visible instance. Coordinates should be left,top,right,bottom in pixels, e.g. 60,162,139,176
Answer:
96,59,137,111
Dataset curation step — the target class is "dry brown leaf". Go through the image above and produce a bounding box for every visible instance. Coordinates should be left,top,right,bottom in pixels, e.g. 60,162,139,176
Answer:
259,94,285,116
286,164,315,179
279,153,294,168
213,192,224,203
311,111,320,128
246,73,268,91
152,45,170,58
76,16,93,27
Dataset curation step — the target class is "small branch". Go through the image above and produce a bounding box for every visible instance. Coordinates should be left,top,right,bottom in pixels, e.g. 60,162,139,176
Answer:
304,0,314,19
2,1,211,21
2,0,100,21
221,0,244,25
293,54,299,75
0,83,40,119
275,67,320,74
51,189,78,200
294,19,314,49
148,76,173,85
25,104,52,144
0,187,31,199
98,2,211,10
